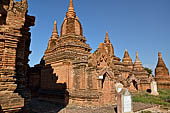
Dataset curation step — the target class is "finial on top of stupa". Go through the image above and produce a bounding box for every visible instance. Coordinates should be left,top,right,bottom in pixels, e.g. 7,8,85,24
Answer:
68,0,74,11
124,48,130,58
158,52,162,58
51,20,59,38
155,52,169,77
66,0,76,18
136,51,139,59
156,52,167,68
133,51,143,69
104,32,110,43
52,20,58,34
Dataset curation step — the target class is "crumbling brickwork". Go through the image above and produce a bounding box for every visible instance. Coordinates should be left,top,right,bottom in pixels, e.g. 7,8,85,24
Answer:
29,0,152,107
155,52,170,89
0,0,35,112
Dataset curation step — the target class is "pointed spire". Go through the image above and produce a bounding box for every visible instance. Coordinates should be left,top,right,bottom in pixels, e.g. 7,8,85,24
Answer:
134,51,143,70
52,20,58,34
123,49,131,59
104,32,110,43
51,20,58,38
135,51,141,62
155,52,169,77
136,51,139,59
122,48,133,65
68,0,74,11
157,52,166,67
66,0,76,18
158,52,162,58
47,21,58,50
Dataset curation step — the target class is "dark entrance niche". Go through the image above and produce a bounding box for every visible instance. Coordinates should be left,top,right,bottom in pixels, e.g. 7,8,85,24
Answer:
146,89,151,93
132,80,138,90
101,73,107,88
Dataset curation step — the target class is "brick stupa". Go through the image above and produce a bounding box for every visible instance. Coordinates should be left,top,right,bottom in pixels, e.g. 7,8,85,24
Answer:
122,49,133,69
155,52,170,89
29,0,152,106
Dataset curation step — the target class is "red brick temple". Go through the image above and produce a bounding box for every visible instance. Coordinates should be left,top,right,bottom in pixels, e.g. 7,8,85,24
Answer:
29,0,152,106
0,0,170,112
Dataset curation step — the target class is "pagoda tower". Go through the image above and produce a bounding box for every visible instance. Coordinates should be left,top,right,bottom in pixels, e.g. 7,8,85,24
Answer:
44,0,91,65
122,49,133,68
133,52,144,71
155,52,169,77
40,0,92,98
155,52,170,89
28,0,155,107
132,52,150,91
46,20,59,50
98,32,114,57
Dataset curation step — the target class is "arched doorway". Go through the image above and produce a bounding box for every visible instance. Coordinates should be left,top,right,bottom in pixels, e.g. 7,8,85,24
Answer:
132,80,138,90
127,75,139,91
98,71,115,105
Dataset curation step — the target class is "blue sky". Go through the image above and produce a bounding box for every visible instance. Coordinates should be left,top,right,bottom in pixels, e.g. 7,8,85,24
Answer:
27,0,170,74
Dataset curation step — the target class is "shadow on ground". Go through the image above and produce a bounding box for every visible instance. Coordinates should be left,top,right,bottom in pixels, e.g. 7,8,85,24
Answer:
30,98,66,113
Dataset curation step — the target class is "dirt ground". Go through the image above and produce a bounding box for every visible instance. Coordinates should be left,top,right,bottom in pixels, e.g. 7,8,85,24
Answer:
30,98,169,113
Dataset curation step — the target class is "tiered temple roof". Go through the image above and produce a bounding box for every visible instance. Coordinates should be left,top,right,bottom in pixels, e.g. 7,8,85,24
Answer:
133,52,143,71
122,49,133,66
155,52,169,77
60,0,83,36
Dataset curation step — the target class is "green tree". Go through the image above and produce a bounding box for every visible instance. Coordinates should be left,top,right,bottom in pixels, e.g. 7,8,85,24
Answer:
144,67,153,75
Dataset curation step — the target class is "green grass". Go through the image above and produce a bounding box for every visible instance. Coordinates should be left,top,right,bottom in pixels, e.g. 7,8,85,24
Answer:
132,90,170,107
141,111,152,113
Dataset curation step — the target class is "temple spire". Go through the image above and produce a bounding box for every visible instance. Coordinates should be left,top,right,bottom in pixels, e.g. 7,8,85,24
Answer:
157,52,166,67
123,48,131,59
136,51,139,59
133,51,143,70
125,48,128,52
104,32,110,43
47,20,58,50
155,52,170,77
52,21,58,34
122,48,133,66
135,51,141,63
68,0,74,11
66,0,76,18
51,20,58,38
158,52,162,58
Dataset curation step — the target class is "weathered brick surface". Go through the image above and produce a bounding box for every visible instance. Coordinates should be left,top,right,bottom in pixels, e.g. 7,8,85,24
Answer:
0,0,35,112
29,0,153,107
155,52,170,89
0,0,169,111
